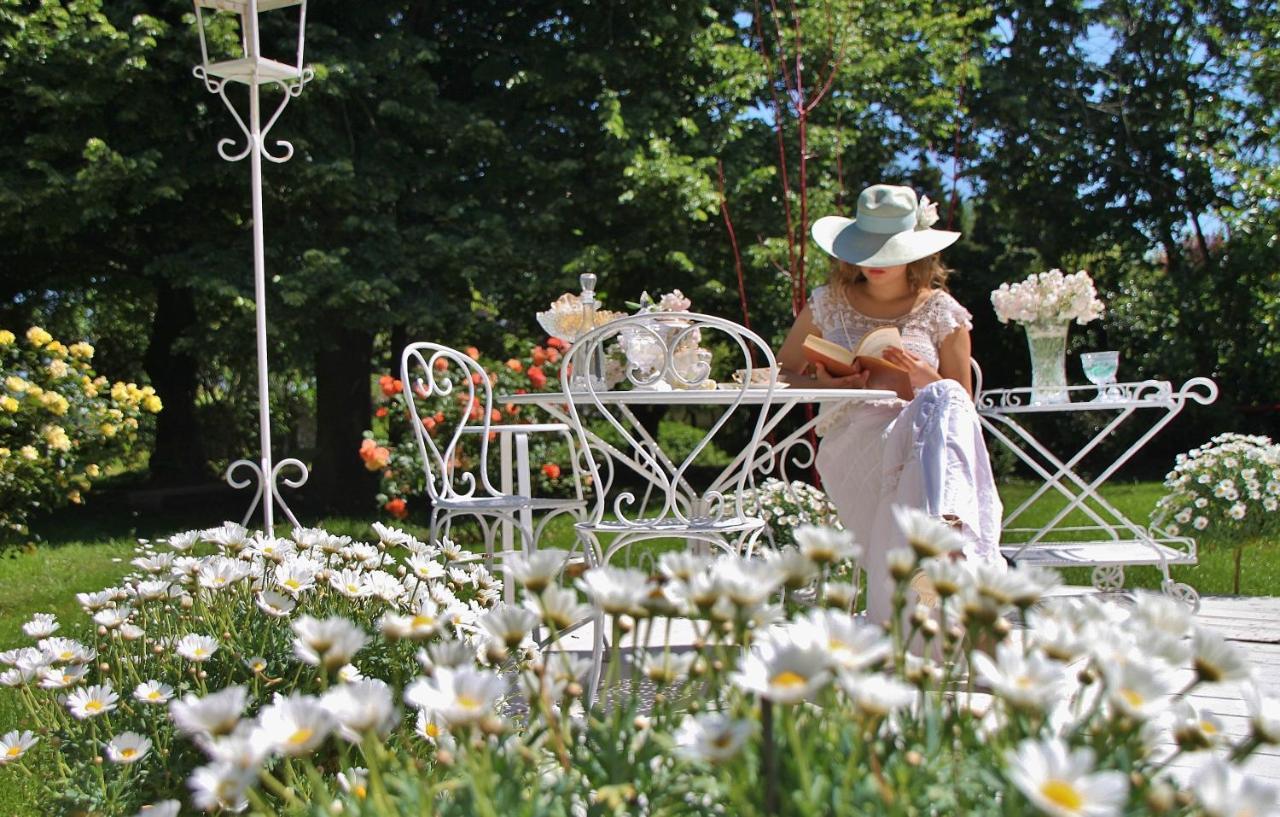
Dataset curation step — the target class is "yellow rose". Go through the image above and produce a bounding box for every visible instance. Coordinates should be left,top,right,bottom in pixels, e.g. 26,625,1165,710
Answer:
68,489,83,504
25,384,43,398
25,326,52,348
5,375,28,393
68,342,94,360
39,392,69,416
0,447,9,458
125,417,139,430
0,396,17,412
83,383,99,398
19,445,38,460
111,382,128,402
85,463,100,478
47,359,69,379
44,425,71,452
107,408,123,421
0,330,14,345
45,341,67,358
142,394,163,413
100,423,117,438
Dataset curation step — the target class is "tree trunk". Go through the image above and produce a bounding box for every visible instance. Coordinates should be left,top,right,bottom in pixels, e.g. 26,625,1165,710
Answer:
144,282,207,484
310,325,376,514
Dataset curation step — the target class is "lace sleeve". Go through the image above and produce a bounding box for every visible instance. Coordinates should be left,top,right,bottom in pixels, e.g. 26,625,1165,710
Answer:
929,291,974,346
808,285,832,333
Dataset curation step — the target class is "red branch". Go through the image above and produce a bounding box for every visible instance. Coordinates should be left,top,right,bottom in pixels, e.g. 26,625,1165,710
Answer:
717,159,753,336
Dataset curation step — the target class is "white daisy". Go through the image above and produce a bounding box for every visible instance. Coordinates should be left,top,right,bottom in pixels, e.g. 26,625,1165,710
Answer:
166,530,201,551
255,589,297,618
838,673,917,718
66,682,119,719
712,557,785,610
1102,660,1174,721
1243,682,1280,744
379,601,445,641
891,506,965,559
973,642,1070,713
1191,627,1251,684
292,616,368,671
170,686,248,738
251,693,335,757
187,761,254,812
176,633,219,662
673,712,754,764
133,679,175,705
479,603,539,649
39,664,89,689
1005,738,1128,817
106,731,152,764
793,525,861,564
640,651,698,686
404,667,507,728
523,585,593,631
21,613,58,639
1192,756,1279,817
134,800,181,817
0,730,38,765
321,679,397,742
504,549,569,592
731,632,832,704
576,566,651,615
275,558,322,596
797,608,891,673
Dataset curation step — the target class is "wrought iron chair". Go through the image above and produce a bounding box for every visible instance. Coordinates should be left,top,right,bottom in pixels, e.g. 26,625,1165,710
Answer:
400,343,587,594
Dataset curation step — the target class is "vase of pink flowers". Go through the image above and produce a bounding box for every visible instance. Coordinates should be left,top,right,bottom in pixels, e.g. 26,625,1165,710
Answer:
991,269,1105,405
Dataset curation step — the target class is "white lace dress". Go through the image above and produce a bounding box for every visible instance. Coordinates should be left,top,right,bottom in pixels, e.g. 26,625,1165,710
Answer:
809,285,1005,624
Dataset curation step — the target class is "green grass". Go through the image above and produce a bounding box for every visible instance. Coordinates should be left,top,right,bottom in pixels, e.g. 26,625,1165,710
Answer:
0,480,1275,813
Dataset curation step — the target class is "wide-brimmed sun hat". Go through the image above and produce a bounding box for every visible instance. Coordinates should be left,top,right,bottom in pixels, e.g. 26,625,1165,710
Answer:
811,184,960,268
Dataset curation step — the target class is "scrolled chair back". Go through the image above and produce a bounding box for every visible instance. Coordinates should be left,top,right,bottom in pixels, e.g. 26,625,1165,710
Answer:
559,311,778,530
400,342,501,502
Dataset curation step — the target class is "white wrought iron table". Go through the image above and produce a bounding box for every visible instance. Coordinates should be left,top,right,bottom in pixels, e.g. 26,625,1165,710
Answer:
501,385,897,551
976,377,1218,608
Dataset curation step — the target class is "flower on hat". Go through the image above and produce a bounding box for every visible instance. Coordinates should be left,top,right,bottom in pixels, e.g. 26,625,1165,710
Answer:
915,195,940,230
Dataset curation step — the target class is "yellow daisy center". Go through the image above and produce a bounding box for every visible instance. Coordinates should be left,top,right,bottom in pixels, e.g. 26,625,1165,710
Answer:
712,734,733,749
424,722,440,738
1120,688,1145,709
287,728,314,746
85,700,103,713
411,615,436,628
1040,779,1083,811
284,579,301,589
1201,720,1218,735
5,746,21,757
457,694,482,710
193,648,208,658
120,748,137,759
59,651,73,661
353,784,367,799
771,671,808,689
147,691,162,701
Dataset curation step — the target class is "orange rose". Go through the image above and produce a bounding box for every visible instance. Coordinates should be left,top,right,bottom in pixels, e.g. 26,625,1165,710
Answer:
375,406,388,418
531,347,547,366
465,346,481,360
527,366,547,390
541,463,561,480
505,403,519,416
384,498,408,519
434,357,450,372
422,416,436,431
359,438,390,471
490,408,503,424
545,337,566,350
506,358,523,373
546,348,561,364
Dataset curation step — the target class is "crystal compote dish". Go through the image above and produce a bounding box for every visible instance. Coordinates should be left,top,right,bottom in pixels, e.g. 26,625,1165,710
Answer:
1080,350,1121,402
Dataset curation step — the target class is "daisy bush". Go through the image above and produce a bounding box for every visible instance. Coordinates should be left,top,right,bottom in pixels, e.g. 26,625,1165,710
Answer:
0,326,162,543
1152,433,1280,541
360,339,572,520
741,477,843,548
2,510,1276,816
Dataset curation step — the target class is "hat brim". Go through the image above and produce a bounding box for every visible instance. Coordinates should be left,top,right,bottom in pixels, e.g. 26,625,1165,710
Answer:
812,216,960,267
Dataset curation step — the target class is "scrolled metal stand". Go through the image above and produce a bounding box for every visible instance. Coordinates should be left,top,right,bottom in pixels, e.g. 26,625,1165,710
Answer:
195,59,313,531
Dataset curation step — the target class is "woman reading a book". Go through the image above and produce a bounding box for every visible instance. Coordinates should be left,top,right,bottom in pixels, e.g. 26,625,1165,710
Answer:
777,183,1005,625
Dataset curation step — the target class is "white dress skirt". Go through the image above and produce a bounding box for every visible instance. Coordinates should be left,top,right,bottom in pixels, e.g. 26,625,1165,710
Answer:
808,286,1005,625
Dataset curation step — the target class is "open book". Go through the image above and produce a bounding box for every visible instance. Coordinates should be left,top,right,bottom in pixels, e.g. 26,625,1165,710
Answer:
802,326,906,376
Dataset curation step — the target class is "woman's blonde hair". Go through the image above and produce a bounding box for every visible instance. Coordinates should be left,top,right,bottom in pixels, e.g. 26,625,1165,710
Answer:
830,253,951,293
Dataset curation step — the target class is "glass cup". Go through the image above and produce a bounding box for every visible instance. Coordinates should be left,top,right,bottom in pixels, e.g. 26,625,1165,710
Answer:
1080,351,1121,402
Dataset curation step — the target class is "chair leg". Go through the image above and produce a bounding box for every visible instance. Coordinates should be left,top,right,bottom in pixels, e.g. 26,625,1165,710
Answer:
585,609,606,711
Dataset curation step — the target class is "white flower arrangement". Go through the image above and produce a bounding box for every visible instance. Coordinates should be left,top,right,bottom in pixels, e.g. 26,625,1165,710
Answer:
991,268,1106,325
0,511,1275,815
1152,432,1280,540
534,292,624,343
742,477,843,548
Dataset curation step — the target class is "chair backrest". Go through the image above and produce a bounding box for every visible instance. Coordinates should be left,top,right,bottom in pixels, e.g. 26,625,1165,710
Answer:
400,342,500,502
971,358,984,400
559,311,778,528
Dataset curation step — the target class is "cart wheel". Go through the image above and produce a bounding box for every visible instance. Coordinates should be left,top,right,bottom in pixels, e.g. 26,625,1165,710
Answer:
1091,565,1125,592
1165,581,1201,613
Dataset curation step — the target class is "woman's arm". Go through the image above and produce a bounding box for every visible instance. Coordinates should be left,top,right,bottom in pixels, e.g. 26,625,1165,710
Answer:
880,326,973,398
777,304,867,388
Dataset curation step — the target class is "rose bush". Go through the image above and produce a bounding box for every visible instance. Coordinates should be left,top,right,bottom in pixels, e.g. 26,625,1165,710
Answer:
0,327,162,543
1,510,1276,816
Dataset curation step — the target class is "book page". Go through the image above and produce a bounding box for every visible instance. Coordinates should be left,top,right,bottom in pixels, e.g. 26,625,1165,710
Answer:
855,326,903,360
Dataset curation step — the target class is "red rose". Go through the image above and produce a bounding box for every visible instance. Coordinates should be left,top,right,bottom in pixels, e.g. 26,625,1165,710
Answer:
375,406,388,418
384,498,408,519
541,463,561,479
527,366,547,389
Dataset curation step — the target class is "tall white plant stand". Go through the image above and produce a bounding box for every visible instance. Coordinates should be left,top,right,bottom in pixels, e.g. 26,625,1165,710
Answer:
192,0,313,530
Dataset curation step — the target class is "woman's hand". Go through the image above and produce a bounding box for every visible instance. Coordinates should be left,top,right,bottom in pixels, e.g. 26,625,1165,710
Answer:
882,347,942,394
811,361,869,389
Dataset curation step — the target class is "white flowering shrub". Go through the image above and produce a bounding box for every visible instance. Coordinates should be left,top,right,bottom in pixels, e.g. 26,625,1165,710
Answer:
0,327,162,543
1152,433,1280,542
741,477,843,548
1,513,1276,816
991,268,1106,325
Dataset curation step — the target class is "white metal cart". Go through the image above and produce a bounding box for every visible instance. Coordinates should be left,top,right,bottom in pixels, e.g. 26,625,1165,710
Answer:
976,378,1218,609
